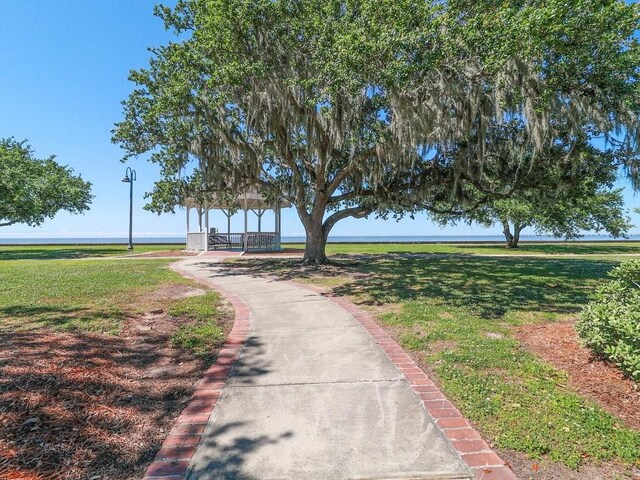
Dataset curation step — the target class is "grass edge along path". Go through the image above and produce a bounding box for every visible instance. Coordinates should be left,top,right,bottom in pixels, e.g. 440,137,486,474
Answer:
355,255,640,473
169,291,228,360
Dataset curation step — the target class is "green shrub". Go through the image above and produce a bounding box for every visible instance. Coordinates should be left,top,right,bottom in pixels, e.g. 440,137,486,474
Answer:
576,260,640,381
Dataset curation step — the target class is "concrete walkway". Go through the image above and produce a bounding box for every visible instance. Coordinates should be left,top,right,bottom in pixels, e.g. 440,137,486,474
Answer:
174,258,475,480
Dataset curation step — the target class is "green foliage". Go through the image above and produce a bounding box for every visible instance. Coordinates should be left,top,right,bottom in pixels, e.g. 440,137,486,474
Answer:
114,0,640,262
577,260,640,381
0,139,93,228
169,293,226,357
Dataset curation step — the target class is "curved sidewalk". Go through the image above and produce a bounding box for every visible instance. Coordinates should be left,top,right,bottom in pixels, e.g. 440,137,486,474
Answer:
149,257,515,480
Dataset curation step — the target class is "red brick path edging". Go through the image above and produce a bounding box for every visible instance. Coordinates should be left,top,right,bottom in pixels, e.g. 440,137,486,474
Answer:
142,265,250,480
297,282,518,480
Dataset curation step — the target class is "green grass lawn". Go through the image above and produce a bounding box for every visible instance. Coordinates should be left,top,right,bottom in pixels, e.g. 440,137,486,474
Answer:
0,254,212,333
0,243,185,260
226,253,640,471
0,258,190,333
284,241,640,256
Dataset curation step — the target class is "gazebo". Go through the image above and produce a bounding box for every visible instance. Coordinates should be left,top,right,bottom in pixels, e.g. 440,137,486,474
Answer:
183,187,290,252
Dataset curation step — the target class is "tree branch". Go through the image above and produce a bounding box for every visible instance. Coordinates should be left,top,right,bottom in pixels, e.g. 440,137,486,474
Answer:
322,206,373,233
326,147,377,196
327,189,376,204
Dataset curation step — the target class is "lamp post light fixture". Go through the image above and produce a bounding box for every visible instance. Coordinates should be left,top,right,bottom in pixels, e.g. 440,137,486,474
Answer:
121,167,137,250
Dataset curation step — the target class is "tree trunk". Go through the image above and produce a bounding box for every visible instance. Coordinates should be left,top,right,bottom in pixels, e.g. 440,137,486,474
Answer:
502,220,517,248
296,195,369,265
502,219,523,248
511,223,523,248
302,212,329,265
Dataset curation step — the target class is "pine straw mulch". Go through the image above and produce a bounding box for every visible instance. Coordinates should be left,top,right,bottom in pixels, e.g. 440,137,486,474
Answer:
516,320,640,431
0,288,230,480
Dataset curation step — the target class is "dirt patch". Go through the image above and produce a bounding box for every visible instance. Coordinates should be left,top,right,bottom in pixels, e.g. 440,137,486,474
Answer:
429,340,458,355
143,284,207,304
0,288,232,479
516,321,640,431
485,332,505,340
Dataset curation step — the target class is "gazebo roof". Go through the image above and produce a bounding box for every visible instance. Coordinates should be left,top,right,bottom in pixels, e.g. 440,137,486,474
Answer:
182,186,291,210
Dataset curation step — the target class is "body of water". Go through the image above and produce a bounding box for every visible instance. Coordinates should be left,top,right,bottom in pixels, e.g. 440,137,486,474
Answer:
0,234,639,245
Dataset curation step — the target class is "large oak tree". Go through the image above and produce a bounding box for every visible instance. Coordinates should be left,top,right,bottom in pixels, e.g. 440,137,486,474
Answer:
114,0,640,263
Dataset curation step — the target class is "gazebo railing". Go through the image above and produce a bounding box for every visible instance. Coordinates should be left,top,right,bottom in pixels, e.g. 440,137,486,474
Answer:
187,232,281,251
246,232,277,250
202,232,279,250
208,232,243,249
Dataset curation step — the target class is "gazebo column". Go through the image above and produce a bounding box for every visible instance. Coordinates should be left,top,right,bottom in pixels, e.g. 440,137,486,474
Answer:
185,207,191,250
243,207,248,252
275,205,281,249
204,204,209,252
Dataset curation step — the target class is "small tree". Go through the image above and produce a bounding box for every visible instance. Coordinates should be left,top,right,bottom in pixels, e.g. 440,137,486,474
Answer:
432,148,632,247
114,0,640,263
0,139,93,228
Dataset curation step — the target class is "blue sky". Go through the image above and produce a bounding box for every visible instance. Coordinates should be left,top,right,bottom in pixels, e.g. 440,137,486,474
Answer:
1,0,638,239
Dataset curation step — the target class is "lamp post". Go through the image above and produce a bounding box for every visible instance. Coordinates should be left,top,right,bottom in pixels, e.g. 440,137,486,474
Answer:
121,167,137,250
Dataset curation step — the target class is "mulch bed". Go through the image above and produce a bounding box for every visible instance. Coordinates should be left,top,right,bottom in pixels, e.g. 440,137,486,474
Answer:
0,291,230,479
516,320,640,431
